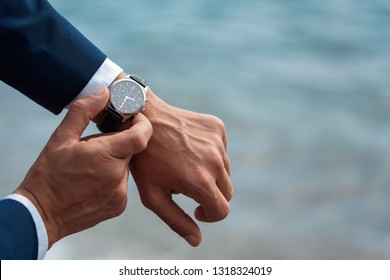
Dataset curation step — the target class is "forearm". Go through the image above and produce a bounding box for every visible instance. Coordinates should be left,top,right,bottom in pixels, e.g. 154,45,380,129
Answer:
0,0,106,114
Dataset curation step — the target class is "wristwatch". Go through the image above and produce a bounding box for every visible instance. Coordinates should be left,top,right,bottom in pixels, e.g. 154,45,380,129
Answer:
97,74,148,133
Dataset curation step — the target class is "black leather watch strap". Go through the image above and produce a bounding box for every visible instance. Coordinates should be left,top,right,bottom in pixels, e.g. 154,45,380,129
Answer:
130,74,147,88
97,107,123,133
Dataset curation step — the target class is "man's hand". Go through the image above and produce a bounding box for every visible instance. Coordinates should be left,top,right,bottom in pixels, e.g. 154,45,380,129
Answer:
14,88,153,248
128,88,233,247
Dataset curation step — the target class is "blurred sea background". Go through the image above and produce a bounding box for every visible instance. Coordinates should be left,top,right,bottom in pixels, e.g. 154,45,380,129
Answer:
1,0,390,259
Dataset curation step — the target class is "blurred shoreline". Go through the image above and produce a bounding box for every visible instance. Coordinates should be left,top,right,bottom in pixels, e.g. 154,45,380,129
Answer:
1,0,390,259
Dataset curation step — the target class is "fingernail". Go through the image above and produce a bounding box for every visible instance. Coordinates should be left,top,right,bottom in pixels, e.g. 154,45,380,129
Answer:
92,88,106,97
184,235,198,247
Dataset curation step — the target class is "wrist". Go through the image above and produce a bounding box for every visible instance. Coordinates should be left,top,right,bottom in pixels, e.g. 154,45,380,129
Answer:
142,88,168,120
113,71,127,83
14,185,58,249
139,88,192,153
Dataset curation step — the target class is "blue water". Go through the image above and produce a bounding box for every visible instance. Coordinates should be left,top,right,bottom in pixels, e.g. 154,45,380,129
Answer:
1,0,390,259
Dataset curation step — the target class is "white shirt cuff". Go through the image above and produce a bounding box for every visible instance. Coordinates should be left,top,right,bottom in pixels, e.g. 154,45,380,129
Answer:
67,58,123,107
4,194,48,260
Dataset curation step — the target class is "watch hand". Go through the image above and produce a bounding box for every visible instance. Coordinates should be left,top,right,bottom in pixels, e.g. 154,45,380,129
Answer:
120,96,130,109
129,86,135,94
127,86,137,102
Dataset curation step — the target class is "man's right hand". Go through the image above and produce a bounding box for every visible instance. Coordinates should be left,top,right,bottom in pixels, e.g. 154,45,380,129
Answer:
128,89,233,247
14,88,153,248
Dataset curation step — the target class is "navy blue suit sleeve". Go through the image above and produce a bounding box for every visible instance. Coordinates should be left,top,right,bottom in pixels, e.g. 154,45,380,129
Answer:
0,199,38,260
0,0,107,114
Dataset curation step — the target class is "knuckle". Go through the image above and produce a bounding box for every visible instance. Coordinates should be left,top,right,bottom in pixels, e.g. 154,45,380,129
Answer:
68,100,90,122
70,99,83,110
111,202,126,218
226,187,234,201
193,166,212,189
108,190,128,217
132,133,149,152
111,167,127,183
224,155,231,175
208,147,224,168
215,203,230,221
69,99,86,114
221,203,231,218
204,146,227,176
139,191,161,211
208,115,226,134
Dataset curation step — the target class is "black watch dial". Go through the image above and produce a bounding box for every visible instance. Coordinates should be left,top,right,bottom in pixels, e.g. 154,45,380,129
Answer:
110,80,145,114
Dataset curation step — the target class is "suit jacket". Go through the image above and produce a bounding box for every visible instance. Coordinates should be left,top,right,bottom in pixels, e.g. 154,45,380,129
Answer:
0,0,106,114
0,200,38,259
0,0,107,259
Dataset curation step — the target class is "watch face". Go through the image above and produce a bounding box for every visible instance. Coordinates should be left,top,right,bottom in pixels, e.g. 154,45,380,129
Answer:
110,80,145,114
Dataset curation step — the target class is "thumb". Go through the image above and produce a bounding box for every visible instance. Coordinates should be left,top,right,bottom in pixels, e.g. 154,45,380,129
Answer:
56,88,109,141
